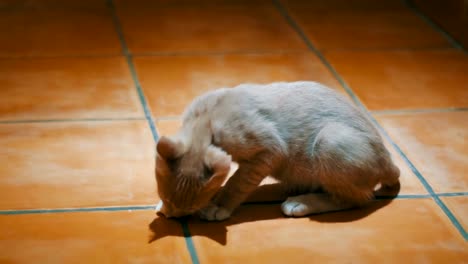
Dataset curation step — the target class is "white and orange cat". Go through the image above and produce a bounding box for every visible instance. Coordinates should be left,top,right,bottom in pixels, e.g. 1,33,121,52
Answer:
155,81,400,221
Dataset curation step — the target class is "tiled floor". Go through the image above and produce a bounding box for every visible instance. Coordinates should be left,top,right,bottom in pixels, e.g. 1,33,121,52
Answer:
0,0,466,263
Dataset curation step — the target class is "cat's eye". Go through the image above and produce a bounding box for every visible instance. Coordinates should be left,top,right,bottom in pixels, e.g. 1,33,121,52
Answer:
167,158,181,170
203,165,214,178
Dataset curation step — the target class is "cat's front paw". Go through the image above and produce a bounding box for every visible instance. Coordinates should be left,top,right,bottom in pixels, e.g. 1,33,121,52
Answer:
198,203,231,221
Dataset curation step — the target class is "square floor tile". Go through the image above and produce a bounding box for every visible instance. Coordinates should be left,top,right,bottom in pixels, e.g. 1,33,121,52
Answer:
134,53,343,117
0,7,121,57
0,57,143,121
441,196,468,231
156,118,427,196
189,199,467,263
0,121,157,209
377,111,468,193
326,50,468,111
0,210,191,263
116,3,307,53
286,4,450,50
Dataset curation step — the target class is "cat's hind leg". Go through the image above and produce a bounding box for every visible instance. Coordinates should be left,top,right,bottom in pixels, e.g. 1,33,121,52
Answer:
374,162,401,197
281,193,357,217
281,122,392,217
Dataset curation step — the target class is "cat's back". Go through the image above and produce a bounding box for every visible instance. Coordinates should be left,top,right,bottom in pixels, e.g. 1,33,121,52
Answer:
182,82,380,162
228,82,378,142
186,81,344,113
184,81,371,132
225,81,361,123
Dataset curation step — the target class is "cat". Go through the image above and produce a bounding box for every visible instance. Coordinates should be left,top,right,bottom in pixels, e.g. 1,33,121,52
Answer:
155,81,400,221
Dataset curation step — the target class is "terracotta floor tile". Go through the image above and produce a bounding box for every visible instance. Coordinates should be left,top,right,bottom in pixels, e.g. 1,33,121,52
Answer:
287,5,450,50
0,210,190,263
116,3,307,53
189,199,467,263
156,119,183,136
377,112,468,193
0,121,157,209
441,196,468,231
0,7,121,57
0,0,465,261
134,53,343,117
326,50,468,110
0,57,143,120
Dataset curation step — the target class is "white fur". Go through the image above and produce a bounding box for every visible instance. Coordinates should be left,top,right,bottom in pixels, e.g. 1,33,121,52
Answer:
161,81,400,220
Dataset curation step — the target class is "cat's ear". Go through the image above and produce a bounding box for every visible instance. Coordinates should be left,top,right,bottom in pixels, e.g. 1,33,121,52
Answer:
156,136,184,160
203,145,232,190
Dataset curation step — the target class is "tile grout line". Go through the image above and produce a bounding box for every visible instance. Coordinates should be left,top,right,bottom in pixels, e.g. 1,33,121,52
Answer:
1,192,467,216
372,107,468,116
107,1,200,263
402,0,466,53
0,54,123,60
0,46,460,61
2,106,465,126
133,49,307,57
0,108,466,126
2,192,468,215
437,192,468,197
273,0,468,241
151,106,468,122
320,46,458,52
0,205,157,215
107,0,158,141
0,117,146,124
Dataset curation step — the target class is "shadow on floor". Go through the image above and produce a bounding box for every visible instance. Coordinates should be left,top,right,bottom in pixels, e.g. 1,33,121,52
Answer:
148,182,400,245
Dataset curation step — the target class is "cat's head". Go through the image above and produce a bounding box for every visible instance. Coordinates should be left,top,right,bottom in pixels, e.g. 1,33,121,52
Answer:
155,135,231,218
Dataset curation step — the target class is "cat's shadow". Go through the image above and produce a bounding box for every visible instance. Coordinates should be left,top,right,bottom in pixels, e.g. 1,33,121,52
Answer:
148,182,400,246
